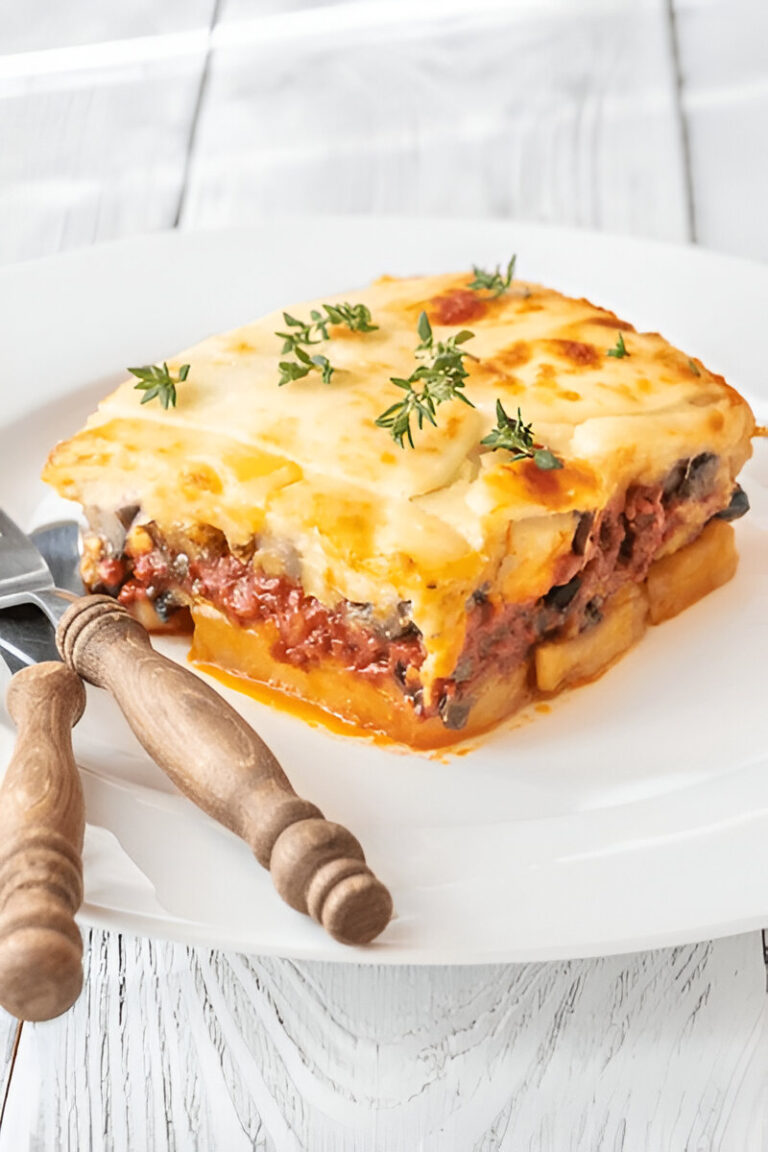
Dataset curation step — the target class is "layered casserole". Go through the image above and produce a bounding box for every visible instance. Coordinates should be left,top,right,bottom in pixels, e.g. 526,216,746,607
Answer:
43,269,755,746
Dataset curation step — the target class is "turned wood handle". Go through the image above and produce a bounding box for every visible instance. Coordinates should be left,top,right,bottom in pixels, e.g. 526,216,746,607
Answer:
0,663,86,1021
57,597,392,945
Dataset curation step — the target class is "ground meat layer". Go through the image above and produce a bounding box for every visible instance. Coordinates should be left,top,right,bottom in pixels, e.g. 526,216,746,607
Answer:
86,457,745,731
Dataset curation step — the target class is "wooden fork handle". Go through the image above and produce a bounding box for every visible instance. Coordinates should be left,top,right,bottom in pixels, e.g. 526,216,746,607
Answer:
0,663,86,1021
57,596,392,946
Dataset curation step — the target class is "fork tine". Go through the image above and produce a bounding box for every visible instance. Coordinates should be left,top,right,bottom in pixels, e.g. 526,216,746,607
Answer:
0,508,55,606
0,508,49,567
0,508,32,550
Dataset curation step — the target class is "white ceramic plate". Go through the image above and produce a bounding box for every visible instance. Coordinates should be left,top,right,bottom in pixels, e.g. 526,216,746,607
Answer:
0,220,766,964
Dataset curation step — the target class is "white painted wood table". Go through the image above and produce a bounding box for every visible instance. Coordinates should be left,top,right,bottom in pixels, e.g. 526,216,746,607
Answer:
0,932,765,1149
1,2,767,1147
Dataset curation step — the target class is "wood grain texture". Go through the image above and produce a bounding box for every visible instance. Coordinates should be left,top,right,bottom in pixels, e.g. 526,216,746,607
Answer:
2,0,214,54
0,929,764,1150
0,1013,20,1129
0,1,766,1145
0,2,216,265
181,0,689,242
57,596,392,945
673,0,768,259
3,1,767,260
0,664,86,1022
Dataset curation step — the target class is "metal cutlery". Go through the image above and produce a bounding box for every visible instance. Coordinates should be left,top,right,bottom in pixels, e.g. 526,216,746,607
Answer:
0,657,85,1021
0,510,392,966
0,524,87,1020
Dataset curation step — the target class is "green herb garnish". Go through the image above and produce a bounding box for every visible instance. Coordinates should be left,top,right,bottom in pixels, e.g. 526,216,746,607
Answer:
275,301,377,385
319,302,378,333
467,255,516,298
375,311,476,448
481,400,562,470
278,345,334,387
688,358,701,376
128,362,190,409
276,312,321,355
607,332,629,359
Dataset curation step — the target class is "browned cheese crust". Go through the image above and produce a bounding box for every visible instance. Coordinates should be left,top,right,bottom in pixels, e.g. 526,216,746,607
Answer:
43,271,755,746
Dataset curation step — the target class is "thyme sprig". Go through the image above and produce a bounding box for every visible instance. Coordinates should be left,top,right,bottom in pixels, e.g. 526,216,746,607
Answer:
320,302,378,333
375,311,477,448
278,345,334,387
128,362,190,409
275,301,377,385
467,255,516,298
276,312,321,355
481,400,562,470
607,332,630,359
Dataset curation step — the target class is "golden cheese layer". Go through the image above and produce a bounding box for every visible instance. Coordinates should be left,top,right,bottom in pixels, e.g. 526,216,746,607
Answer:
43,272,755,686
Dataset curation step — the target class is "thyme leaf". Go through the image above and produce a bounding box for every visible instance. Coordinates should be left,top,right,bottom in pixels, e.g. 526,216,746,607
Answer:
375,311,476,448
128,362,190,409
275,301,377,385
277,343,335,386
481,400,562,470
320,302,378,333
607,332,630,359
467,255,516,298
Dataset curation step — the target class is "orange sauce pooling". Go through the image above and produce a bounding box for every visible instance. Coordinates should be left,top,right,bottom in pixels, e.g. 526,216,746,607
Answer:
192,659,402,750
190,658,547,761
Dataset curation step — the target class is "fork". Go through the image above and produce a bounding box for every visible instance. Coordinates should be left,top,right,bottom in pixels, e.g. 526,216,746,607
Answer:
0,509,393,947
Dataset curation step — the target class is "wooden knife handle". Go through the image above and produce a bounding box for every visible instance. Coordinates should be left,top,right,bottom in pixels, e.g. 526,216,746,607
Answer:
57,597,392,945
0,663,86,1021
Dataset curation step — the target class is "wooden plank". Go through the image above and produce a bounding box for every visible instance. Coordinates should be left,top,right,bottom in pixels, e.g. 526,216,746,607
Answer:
0,1012,20,1131
673,0,768,259
0,62,204,265
2,0,214,56
0,2,217,265
2,929,764,1150
0,5,763,1148
182,0,689,242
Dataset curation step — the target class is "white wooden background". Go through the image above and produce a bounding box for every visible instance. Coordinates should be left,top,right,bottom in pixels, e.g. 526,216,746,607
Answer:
1,1,767,1147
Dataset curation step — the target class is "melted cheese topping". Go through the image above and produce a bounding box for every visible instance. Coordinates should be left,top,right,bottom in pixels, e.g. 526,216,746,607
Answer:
44,272,755,685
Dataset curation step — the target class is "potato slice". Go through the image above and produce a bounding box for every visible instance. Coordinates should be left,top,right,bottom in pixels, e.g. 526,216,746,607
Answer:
190,605,532,750
646,518,737,625
535,583,648,694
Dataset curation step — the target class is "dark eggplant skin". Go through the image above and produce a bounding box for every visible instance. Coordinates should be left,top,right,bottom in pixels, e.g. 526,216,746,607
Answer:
432,465,749,732
663,453,719,503
571,511,594,556
153,590,180,622
583,598,603,628
438,694,472,731
714,485,750,522
543,575,582,612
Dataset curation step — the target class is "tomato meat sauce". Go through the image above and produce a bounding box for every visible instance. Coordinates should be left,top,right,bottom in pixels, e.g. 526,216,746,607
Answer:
95,461,729,731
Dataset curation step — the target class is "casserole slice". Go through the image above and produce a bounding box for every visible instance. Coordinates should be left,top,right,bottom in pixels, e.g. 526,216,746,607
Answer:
43,270,754,747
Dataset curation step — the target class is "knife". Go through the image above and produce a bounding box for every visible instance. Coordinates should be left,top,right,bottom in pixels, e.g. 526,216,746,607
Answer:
0,583,86,1019
0,509,392,947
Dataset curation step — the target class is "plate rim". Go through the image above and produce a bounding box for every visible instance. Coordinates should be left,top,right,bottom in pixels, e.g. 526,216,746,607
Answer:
1,218,766,964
